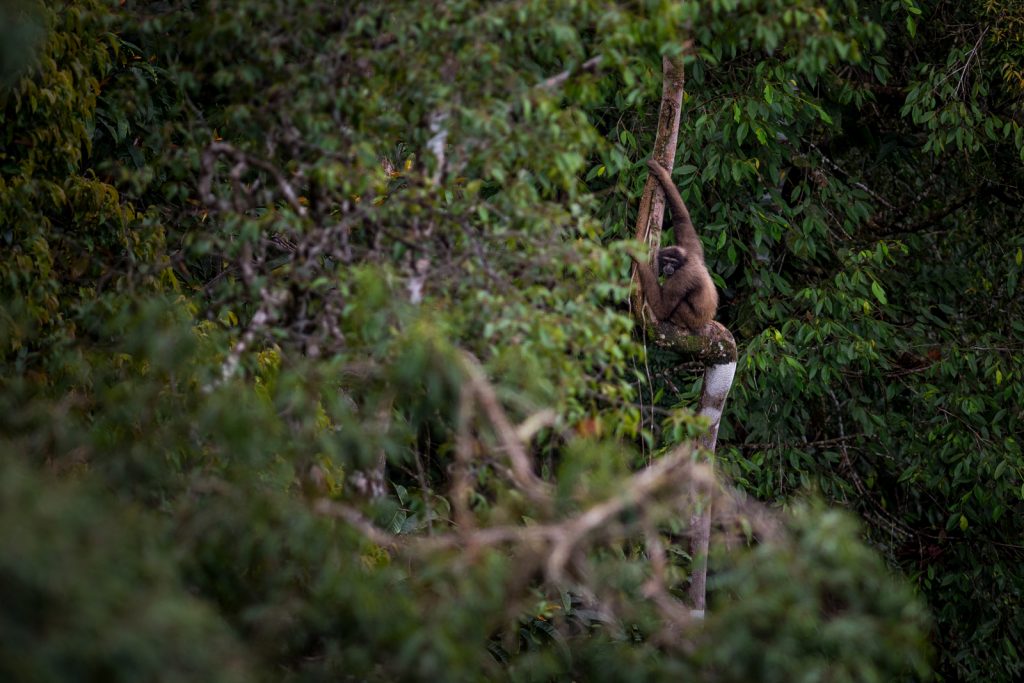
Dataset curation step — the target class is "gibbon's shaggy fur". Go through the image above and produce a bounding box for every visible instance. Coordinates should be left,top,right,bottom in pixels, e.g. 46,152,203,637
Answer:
632,159,718,332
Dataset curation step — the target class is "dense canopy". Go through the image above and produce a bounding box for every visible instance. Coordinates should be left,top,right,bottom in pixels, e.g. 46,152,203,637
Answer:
2,1,1022,681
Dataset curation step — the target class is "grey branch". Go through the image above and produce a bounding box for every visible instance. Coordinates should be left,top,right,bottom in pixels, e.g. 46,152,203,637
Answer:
537,55,603,90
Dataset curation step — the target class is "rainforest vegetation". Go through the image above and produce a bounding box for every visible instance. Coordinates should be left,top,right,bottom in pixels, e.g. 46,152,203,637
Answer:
2,1,1023,680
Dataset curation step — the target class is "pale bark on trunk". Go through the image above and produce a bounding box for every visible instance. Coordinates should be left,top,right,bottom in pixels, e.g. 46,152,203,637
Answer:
656,322,737,614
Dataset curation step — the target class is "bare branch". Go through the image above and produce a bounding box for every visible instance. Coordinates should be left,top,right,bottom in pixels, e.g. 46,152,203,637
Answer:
200,141,308,217
537,55,603,90
313,499,401,549
459,351,553,507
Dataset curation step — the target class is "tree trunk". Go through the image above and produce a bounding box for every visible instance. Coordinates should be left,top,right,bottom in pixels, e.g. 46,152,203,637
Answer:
659,322,738,614
632,54,738,616
631,55,687,322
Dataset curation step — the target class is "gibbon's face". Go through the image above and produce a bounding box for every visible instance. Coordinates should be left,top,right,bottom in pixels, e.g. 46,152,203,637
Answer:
662,248,688,276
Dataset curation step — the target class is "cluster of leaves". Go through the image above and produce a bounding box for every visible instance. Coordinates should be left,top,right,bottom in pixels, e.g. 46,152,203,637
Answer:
7,0,1021,680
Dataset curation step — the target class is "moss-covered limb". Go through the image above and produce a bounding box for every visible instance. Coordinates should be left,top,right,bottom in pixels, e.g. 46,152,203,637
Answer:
649,321,737,366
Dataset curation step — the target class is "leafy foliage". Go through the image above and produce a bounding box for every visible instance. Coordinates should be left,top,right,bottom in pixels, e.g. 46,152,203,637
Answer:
4,0,1022,681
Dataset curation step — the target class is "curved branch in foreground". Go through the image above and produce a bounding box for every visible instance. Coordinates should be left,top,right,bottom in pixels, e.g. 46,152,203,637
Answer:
314,335,752,644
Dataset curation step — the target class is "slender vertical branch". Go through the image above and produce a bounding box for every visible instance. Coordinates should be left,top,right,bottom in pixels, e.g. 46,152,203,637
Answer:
631,52,688,321
630,47,739,614
689,324,737,613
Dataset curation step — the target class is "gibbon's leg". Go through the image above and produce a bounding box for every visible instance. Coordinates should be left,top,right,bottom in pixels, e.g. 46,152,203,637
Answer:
672,285,716,332
672,297,703,331
633,259,675,321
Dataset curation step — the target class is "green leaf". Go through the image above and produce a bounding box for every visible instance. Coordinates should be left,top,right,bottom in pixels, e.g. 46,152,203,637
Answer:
994,460,1006,480
871,281,887,305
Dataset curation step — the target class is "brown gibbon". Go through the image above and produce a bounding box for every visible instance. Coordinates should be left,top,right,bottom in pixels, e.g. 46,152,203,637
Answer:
631,159,718,332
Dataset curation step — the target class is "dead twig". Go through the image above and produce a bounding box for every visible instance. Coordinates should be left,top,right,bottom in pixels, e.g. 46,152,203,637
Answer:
537,55,603,90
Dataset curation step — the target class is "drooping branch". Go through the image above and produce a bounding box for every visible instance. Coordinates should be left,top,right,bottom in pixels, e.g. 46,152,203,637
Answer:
313,345,766,645
459,351,553,508
537,55,603,90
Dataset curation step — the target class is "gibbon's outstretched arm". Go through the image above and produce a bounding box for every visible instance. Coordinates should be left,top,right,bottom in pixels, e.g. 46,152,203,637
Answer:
632,159,719,332
646,158,704,259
